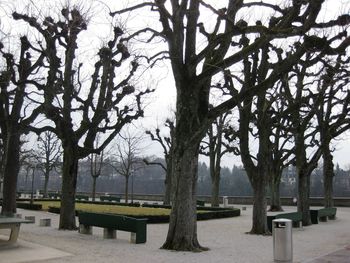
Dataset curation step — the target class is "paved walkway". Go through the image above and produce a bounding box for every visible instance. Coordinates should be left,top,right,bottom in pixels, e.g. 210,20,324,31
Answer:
306,245,350,262
0,205,349,263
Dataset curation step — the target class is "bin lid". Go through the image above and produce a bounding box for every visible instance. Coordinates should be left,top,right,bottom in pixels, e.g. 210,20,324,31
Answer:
272,218,292,223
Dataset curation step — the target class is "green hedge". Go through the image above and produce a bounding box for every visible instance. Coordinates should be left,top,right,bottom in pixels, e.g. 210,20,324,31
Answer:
16,202,43,210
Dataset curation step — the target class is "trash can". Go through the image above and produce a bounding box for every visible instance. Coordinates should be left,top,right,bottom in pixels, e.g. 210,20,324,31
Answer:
273,218,293,262
223,196,228,207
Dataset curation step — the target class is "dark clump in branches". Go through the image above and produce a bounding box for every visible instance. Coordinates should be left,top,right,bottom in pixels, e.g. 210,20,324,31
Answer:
11,6,153,229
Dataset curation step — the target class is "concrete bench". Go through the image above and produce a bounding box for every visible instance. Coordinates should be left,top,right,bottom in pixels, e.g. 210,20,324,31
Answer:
78,211,147,244
76,195,89,201
100,196,121,202
0,216,30,246
48,193,61,199
310,207,337,224
267,212,302,232
196,200,205,206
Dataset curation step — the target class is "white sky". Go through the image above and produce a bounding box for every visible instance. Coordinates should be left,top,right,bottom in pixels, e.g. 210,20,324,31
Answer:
1,0,350,169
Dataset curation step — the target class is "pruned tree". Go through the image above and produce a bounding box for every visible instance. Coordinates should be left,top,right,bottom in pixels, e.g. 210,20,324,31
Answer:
145,119,174,205
283,53,327,226
314,56,350,208
267,83,295,212
112,0,350,248
0,35,45,215
32,131,62,197
13,6,153,229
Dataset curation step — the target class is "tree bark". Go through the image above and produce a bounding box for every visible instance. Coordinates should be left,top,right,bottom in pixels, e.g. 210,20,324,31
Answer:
161,82,208,251
1,131,20,216
92,176,97,202
269,176,283,212
161,144,206,251
163,168,172,205
211,170,220,207
59,145,79,230
250,176,268,234
323,148,334,208
297,168,312,226
124,176,129,203
43,169,50,198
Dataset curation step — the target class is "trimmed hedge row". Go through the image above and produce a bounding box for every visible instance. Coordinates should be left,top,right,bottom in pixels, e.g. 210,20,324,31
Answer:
47,203,240,224
16,202,43,210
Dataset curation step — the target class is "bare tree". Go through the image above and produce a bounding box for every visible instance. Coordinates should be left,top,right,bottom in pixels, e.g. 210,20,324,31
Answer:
145,119,174,205
112,129,144,203
88,138,104,202
0,35,45,215
315,56,350,208
200,110,236,207
32,131,62,197
13,6,152,229
113,1,350,249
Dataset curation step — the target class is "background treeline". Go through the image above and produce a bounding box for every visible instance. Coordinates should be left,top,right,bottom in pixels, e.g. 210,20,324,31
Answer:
17,158,350,198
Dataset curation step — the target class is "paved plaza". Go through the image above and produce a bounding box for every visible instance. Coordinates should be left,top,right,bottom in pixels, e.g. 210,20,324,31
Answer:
1,205,349,263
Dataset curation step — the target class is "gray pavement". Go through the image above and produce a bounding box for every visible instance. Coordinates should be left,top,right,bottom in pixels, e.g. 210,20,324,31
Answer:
0,205,349,263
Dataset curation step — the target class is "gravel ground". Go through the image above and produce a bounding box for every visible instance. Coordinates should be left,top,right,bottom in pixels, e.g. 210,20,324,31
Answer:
3,205,350,263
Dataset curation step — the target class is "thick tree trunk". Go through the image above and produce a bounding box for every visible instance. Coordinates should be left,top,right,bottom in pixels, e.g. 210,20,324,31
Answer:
92,176,97,202
161,144,206,251
163,170,172,205
59,145,79,230
297,170,312,226
211,170,220,207
1,132,20,216
323,148,334,208
269,177,283,212
124,176,129,203
250,175,269,234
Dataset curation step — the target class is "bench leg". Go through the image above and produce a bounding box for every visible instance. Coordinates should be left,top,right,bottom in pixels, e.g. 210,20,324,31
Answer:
103,228,116,239
0,224,20,246
79,224,92,235
130,233,136,244
39,218,51,227
8,225,20,245
319,216,327,222
130,231,146,244
329,215,336,220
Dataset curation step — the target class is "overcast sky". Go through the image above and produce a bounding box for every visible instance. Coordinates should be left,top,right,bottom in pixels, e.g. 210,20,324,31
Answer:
1,0,350,169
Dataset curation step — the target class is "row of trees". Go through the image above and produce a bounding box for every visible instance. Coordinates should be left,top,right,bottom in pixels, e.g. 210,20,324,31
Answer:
115,0,350,250
1,0,350,252
16,156,350,200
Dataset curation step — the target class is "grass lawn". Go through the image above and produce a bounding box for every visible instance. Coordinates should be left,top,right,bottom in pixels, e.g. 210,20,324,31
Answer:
35,201,172,216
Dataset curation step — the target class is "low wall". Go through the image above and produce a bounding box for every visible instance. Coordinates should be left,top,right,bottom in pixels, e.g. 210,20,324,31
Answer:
44,192,350,207
92,193,350,207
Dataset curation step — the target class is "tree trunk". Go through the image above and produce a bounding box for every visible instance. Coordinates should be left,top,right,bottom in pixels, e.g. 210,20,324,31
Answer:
124,176,129,203
297,170,312,226
1,132,20,216
323,148,334,208
59,145,79,230
211,170,220,207
92,176,97,202
43,170,50,198
161,144,206,251
161,80,208,251
269,176,283,212
163,169,172,205
249,174,269,234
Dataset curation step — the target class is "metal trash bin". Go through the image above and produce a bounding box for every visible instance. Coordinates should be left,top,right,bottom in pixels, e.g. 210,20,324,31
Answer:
223,196,228,207
273,218,293,262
